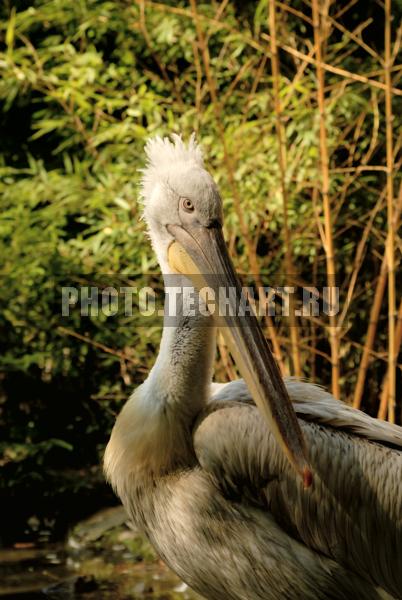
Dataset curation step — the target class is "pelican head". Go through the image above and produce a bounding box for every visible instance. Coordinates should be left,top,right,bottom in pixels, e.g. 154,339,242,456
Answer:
141,134,312,487
141,133,222,274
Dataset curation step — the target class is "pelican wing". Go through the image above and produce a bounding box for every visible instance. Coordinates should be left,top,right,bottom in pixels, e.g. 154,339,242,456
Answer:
211,378,402,448
195,382,402,598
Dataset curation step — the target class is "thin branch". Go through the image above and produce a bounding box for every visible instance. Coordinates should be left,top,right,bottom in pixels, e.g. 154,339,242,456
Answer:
331,166,388,173
276,1,313,25
338,193,384,329
328,16,380,62
57,326,141,366
333,0,359,20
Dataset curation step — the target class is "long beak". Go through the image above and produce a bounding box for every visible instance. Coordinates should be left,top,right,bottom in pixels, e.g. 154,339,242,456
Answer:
167,222,312,487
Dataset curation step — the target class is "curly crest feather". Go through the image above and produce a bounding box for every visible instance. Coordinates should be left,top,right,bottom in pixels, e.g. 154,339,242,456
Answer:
140,133,204,204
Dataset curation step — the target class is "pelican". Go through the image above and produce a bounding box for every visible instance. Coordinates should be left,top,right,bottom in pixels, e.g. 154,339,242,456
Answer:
104,135,402,599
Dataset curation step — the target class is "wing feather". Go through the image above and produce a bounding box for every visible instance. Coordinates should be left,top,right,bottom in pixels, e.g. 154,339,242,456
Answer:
194,400,402,598
210,378,402,448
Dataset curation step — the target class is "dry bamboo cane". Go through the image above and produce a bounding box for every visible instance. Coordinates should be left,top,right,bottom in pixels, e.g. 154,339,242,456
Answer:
143,2,402,96
268,0,301,377
312,0,340,398
141,0,402,96
378,298,402,419
384,0,396,423
259,31,402,96
189,0,286,373
353,184,402,410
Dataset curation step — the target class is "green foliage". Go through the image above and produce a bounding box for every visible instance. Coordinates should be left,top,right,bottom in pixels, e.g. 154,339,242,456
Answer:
0,0,400,539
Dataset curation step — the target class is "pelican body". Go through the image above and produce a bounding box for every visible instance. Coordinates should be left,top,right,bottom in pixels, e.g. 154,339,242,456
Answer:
104,136,402,600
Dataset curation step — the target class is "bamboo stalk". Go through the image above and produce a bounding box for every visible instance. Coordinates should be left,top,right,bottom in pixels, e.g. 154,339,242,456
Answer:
378,298,402,419
311,0,340,398
189,0,286,373
384,0,396,423
310,252,319,382
353,183,402,410
268,0,301,377
260,32,402,96
139,3,402,96
352,267,387,409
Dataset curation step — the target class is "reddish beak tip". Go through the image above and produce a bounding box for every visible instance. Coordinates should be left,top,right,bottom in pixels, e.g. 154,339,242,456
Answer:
303,467,313,488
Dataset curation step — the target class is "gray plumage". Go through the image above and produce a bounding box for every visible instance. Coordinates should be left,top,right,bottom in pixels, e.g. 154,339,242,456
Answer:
104,136,402,600
109,378,401,600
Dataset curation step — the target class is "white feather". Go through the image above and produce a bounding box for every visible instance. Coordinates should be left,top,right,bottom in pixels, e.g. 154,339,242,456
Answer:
140,133,204,206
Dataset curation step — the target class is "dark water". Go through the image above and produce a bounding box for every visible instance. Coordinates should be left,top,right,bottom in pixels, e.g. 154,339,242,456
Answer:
0,508,202,599
0,545,201,599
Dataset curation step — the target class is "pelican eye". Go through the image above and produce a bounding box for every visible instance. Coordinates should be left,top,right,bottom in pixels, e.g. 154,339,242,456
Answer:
181,197,194,213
